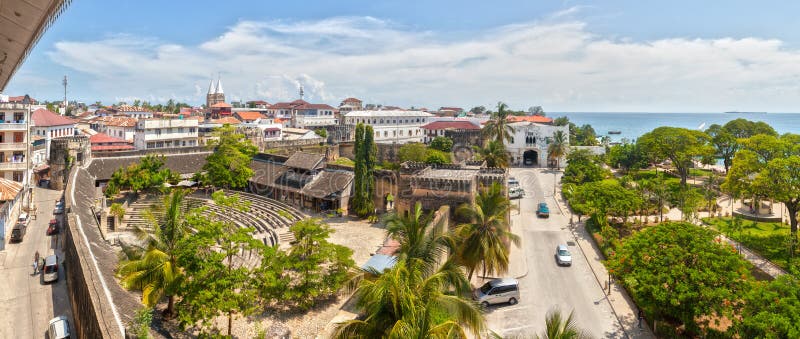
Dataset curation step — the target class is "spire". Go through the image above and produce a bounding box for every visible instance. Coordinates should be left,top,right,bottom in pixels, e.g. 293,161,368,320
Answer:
215,77,224,94
207,79,215,95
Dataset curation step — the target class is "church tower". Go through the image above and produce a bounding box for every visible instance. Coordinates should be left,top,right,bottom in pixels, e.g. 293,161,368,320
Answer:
205,76,226,107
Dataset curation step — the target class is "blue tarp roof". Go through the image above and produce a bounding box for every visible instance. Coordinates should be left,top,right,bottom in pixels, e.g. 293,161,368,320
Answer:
361,254,397,273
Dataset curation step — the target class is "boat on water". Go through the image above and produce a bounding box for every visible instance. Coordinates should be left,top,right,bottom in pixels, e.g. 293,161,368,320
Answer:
608,130,621,135
724,111,767,114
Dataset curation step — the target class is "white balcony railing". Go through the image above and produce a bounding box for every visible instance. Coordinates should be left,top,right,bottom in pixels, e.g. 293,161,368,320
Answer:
0,121,27,130
0,142,26,151
0,161,27,171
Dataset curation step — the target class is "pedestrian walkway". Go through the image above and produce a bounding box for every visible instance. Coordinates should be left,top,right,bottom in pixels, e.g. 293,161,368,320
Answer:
553,191,655,339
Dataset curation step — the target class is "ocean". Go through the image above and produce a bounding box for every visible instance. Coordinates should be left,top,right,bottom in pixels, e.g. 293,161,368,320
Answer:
553,112,800,143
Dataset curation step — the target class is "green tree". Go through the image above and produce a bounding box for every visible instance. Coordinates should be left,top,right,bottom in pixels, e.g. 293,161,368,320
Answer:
482,102,516,144
105,155,177,197
118,189,190,318
399,142,429,162
278,218,355,309
474,140,509,168
455,182,520,280
571,179,641,226
429,136,454,152
735,276,800,338
547,130,568,168
606,143,647,173
315,128,328,139
562,149,608,185
637,127,714,185
606,222,751,335
752,156,800,251
470,106,486,114
352,124,376,218
425,149,451,164
384,202,453,265
203,124,258,189
535,309,590,339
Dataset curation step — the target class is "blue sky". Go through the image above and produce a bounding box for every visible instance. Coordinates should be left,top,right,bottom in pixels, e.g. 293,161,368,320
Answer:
6,0,800,112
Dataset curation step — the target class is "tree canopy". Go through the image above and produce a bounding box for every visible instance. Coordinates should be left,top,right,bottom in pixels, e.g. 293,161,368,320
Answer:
203,124,258,189
353,123,376,217
637,127,714,185
562,149,608,185
429,136,454,153
105,155,177,197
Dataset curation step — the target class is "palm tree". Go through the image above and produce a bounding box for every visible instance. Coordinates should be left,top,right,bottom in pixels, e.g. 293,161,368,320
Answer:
334,202,485,338
482,102,516,145
118,189,189,317
548,130,568,169
455,182,520,280
475,140,510,168
535,309,591,339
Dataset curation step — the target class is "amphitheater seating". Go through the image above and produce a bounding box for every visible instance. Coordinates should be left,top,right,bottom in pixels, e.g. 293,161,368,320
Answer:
122,189,306,247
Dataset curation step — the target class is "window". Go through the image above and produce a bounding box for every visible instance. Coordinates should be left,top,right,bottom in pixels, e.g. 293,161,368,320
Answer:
13,132,23,143
375,131,379,137
13,113,23,122
384,131,388,137
380,119,384,124
408,130,412,136
399,130,403,136
12,171,23,182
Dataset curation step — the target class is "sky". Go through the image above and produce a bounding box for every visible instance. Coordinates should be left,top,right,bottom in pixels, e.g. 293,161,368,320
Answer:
5,0,800,112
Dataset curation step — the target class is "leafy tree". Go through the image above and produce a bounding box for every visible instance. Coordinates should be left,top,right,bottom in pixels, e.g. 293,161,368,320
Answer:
203,124,258,189
278,218,355,309
752,156,800,250
118,189,190,318
741,133,786,163
482,102,516,144
474,140,509,168
547,130,568,168
425,149,451,164
429,136,454,152
399,142,429,162
552,116,570,127
723,118,777,139
129,307,153,339
637,127,714,185
735,276,800,338
353,124,376,218
109,202,126,219
176,212,264,335
606,222,751,335
470,106,486,114
105,155,177,197
562,149,608,185
705,124,738,173
384,202,453,265
455,182,520,280
573,124,599,146
535,309,590,339
315,128,328,139
606,143,647,173
571,179,641,225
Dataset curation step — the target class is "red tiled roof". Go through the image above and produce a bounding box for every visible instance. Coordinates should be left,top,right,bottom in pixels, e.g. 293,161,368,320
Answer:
211,102,232,108
507,115,553,123
264,127,281,132
439,107,464,112
32,108,76,127
247,100,269,105
213,117,241,124
90,132,128,144
91,145,136,151
0,177,23,201
235,111,265,121
115,105,149,112
7,96,37,103
342,97,362,103
421,121,480,130
95,116,137,127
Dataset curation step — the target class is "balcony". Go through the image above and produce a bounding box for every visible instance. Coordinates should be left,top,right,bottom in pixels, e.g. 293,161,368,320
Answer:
0,142,26,151
0,121,27,130
0,161,27,171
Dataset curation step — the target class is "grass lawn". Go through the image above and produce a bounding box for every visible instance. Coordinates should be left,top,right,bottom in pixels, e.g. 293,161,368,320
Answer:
689,168,713,177
703,217,794,270
332,157,354,167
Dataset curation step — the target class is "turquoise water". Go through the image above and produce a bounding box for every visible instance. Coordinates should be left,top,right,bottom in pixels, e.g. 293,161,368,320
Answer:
554,112,800,143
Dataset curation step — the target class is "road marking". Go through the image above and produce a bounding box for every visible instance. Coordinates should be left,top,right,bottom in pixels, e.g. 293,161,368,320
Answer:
490,305,531,313
497,324,538,333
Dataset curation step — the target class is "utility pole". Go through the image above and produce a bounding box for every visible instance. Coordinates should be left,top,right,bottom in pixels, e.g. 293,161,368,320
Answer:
62,75,68,116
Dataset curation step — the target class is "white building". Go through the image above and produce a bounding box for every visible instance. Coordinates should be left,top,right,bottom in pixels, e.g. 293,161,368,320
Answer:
0,102,31,182
134,119,199,150
267,99,338,128
90,116,138,142
31,108,76,162
505,122,569,168
343,110,433,144
115,105,154,119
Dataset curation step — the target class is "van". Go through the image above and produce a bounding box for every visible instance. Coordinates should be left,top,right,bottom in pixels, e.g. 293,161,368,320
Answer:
508,187,524,199
43,255,59,283
17,212,29,225
48,316,70,339
473,278,520,307
10,223,26,242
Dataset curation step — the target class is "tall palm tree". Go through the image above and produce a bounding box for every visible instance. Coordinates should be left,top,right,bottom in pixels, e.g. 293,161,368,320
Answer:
482,102,516,145
535,309,591,339
548,130,568,169
475,140,510,168
118,189,189,317
334,202,484,338
456,182,520,280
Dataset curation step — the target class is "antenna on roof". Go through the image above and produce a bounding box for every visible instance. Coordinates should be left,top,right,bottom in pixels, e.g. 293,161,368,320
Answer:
299,85,304,100
62,75,68,116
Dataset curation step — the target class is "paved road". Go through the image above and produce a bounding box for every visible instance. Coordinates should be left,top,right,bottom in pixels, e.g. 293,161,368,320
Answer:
0,187,72,338
485,168,624,338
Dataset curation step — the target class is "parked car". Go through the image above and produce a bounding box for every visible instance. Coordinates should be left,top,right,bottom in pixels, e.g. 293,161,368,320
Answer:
48,315,70,339
473,278,520,307
508,187,524,199
18,212,29,225
10,223,26,242
47,219,60,235
555,244,572,266
536,202,550,218
508,177,519,187
53,203,64,215
43,255,59,283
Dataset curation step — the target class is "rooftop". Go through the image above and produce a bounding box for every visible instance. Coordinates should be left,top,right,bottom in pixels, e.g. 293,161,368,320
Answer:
283,152,325,171
212,116,241,125
234,111,265,121
344,110,433,118
416,167,479,181
0,178,23,201
421,121,480,130
32,108,76,127
507,115,553,124
89,132,129,144
210,102,232,108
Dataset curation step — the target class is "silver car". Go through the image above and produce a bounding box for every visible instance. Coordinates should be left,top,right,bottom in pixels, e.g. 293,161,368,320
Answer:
473,278,520,307
508,187,524,199
43,255,59,283
556,244,572,266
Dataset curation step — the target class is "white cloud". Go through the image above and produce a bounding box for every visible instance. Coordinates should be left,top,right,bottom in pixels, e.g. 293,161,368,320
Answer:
47,16,800,111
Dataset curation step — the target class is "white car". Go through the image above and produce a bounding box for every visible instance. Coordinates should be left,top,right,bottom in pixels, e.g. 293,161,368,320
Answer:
508,177,519,187
508,187,524,199
48,316,70,339
555,244,572,266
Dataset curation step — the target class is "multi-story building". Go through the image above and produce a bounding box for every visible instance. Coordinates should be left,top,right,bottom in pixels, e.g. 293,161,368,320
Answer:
0,102,30,182
338,97,363,113
134,119,199,150
31,108,76,162
343,110,433,144
505,121,568,168
421,120,480,143
267,99,337,128
90,116,138,142
114,105,153,119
